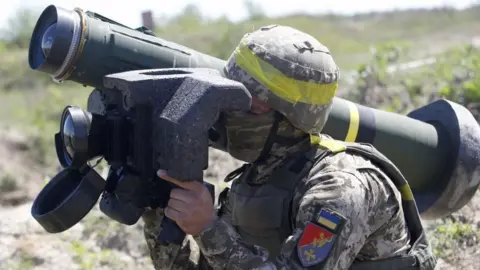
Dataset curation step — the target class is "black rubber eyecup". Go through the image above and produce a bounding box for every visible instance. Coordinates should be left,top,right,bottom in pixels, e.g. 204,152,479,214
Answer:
31,166,106,233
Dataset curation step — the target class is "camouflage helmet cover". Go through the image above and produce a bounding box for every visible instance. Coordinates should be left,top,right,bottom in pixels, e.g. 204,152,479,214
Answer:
224,25,340,134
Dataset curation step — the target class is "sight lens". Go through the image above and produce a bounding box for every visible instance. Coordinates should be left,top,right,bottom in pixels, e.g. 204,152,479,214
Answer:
28,5,82,78
41,23,56,57
55,106,93,169
62,113,76,158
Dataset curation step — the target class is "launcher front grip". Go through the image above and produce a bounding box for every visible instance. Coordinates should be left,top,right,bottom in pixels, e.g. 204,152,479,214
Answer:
157,217,184,245
157,182,216,245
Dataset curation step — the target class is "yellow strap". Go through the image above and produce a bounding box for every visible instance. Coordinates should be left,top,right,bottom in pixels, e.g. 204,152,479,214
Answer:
234,41,338,105
345,101,359,142
311,135,415,202
310,134,346,153
399,184,415,201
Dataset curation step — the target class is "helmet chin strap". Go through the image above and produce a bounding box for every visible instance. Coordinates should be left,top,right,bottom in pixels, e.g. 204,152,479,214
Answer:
251,111,283,164
224,111,308,183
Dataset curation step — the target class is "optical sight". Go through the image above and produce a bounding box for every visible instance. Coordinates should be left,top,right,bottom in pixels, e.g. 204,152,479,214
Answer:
31,66,252,244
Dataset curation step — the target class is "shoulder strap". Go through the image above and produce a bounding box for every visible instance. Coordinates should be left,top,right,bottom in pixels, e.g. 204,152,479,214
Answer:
349,230,436,270
350,256,417,270
311,137,425,244
304,138,436,270
341,142,425,244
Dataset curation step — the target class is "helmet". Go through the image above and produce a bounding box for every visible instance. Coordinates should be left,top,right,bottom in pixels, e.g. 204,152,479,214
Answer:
224,25,340,134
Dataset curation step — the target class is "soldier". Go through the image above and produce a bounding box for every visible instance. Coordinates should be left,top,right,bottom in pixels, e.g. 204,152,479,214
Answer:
142,25,437,269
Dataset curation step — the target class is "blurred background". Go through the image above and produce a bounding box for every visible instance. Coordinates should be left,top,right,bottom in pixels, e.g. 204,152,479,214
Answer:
0,0,479,269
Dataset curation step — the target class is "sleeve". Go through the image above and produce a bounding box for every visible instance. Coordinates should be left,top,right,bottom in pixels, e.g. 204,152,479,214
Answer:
193,169,375,270
141,186,238,270
142,208,214,270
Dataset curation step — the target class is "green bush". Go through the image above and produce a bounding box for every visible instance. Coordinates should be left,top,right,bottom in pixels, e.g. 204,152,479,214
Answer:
346,42,480,114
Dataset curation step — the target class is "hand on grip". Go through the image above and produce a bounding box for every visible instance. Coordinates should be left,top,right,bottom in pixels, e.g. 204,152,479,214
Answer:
156,170,216,246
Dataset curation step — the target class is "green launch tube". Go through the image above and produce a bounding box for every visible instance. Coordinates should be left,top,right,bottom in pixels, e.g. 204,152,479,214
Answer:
28,5,226,89
324,99,448,191
28,5,480,220
322,98,477,219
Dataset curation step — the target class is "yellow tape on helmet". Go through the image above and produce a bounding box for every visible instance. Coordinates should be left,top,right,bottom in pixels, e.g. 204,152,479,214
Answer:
234,41,338,105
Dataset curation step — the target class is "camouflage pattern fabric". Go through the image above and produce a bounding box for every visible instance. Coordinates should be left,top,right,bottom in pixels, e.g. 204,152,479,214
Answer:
223,109,307,165
223,110,276,163
142,135,411,269
224,25,340,134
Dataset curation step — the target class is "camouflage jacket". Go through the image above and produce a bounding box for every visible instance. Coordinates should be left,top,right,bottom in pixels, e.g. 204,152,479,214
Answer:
142,139,413,270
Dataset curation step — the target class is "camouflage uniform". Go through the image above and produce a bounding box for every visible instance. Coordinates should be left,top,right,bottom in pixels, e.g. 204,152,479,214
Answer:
142,25,436,270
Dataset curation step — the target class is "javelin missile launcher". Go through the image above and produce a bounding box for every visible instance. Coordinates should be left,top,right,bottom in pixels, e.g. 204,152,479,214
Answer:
28,5,480,243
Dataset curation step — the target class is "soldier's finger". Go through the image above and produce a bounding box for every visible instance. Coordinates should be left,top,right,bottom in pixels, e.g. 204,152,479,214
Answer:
169,188,194,203
179,224,193,235
167,197,189,213
157,170,180,183
164,206,184,223
157,170,201,191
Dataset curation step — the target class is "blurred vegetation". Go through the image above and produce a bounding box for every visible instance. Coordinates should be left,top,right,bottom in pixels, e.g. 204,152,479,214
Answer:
0,1,479,266
154,3,480,68
344,42,480,114
427,214,480,265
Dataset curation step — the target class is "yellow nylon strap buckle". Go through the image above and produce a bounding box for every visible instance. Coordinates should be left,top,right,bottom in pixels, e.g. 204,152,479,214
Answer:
310,134,346,153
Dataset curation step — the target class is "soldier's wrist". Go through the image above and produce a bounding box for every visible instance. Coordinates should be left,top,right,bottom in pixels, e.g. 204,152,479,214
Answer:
195,216,232,256
197,215,219,239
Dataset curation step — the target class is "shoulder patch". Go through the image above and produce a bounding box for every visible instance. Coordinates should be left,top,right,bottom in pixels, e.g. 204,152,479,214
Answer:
316,208,346,234
297,208,347,267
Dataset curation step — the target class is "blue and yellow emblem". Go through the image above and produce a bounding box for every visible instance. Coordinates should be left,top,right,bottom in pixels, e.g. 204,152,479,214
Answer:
297,208,346,267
